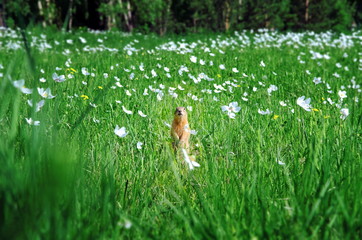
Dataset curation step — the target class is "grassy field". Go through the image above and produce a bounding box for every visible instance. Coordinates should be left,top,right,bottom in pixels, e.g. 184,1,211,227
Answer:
0,28,361,239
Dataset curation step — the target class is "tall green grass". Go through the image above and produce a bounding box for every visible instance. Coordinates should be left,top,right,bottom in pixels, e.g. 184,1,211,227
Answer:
0,28,361,239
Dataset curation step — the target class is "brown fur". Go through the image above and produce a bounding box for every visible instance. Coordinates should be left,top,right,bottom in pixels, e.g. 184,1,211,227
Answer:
171,107,190,150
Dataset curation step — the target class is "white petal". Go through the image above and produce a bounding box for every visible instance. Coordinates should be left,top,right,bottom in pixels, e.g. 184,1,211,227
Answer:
114,125,128,138
122,106,133,115
13,79,25,88
221,106,229,112
164,121,171,128
138,110,147,117
228,112,236,119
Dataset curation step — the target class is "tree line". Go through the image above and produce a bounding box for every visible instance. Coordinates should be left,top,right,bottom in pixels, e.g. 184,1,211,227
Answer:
0,0,361,34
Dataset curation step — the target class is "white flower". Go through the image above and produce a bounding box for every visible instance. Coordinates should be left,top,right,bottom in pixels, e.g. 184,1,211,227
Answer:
190,56,197,63
25,118,40,126
114,125,128,138
258,109,272,115
164,67,169,72
164,121,171,128
124,220,132,229
338,90,347,99
52,73,66,82
190,130,198,135
313,77,322,85
340,108,349,120
277,160,285,165
138,110,147,117
199,59,205,65
253,87,258,92
103,73,109,78
333,73,340,78
279,101,287,107
327,98,334,105
13,80,33,94
267,85,278,95
39,77,46,83
181,148,200,170
81,67,90,76
232,68,239,73
37,88,56,99
125,90,132,96
219,64,225,70
297,96,312,111
122,106,133,115
79,37,87,43
260,61,266,67
157,92,163,101
221,102,241,119
187,106,193,111
27,100,45,112
137,142,143,149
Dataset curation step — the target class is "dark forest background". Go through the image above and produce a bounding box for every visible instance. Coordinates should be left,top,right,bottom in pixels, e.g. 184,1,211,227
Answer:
0,0,361,34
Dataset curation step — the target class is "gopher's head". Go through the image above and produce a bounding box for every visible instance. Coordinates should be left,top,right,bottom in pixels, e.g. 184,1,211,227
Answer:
174,107,187,118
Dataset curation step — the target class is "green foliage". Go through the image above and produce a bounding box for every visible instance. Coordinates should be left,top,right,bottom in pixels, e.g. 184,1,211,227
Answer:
5,0,31,28
332,0,354,32
0,28,361,239
1,0,360,33
308,0,354,32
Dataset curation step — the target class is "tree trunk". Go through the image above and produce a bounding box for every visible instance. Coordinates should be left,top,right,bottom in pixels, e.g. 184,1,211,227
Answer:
45,0,54,25
305,0,309,24
68,0,74,30
238,0,242,21
119,0,133,32
38,0,46,27
159,0,171,36
224,1,231,31
106,0,114,29
0,0,5,27
125,1,133,31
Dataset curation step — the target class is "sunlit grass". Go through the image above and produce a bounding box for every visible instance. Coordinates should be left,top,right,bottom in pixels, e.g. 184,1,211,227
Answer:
0,28,361,239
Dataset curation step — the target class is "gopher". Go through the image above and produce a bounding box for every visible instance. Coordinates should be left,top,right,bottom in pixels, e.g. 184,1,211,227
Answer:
171,107,190,150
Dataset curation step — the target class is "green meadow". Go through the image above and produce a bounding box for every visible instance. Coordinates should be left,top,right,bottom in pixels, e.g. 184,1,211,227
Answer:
0,28,361,239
